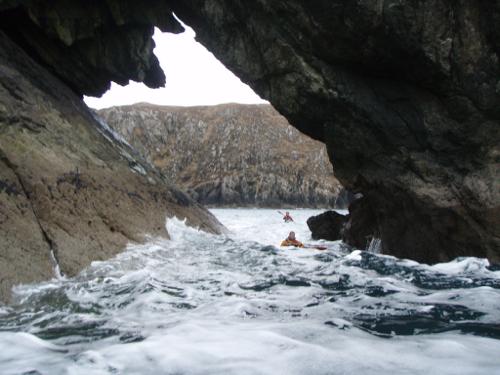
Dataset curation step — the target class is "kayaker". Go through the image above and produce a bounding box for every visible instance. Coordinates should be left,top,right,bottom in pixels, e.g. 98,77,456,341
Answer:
281,231,304,247
283,211,294,222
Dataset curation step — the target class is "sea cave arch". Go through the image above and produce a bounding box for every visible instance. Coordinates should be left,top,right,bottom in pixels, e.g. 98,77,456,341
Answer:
1,0,499,266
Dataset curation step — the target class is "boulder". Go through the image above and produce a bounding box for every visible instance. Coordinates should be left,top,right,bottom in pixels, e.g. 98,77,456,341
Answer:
307,211,348,241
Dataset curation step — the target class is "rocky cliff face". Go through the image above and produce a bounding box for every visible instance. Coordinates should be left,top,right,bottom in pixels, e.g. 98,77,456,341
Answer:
0,1,498,265
0,29,222,302
170,1,500,264
98,103,341,207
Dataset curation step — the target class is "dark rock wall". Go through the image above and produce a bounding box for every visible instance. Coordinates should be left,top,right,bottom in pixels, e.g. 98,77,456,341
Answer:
169,0,500,263
0,0,183,96
0,1,498,264
0,29,223,302
98,103,342,208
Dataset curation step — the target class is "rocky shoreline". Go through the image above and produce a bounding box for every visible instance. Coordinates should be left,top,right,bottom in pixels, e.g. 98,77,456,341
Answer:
0,30,223,302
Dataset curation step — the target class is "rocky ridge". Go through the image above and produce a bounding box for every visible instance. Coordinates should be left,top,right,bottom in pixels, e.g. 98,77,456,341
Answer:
98,103,342,207
0,1,498,264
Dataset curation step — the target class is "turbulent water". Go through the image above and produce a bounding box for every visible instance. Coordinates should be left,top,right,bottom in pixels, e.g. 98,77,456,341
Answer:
1,209,500,375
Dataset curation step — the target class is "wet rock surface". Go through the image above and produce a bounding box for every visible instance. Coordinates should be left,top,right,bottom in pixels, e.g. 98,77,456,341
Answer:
98,103,341,207
0,0,183,96
307,211,347,241
170,1,500,264
334,188,358,210
0,31,223,302
0,1,499,264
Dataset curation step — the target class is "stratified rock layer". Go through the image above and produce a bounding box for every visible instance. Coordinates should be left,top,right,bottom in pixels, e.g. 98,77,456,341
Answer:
0,1,498,264
98,103,341,207
0,30,223,302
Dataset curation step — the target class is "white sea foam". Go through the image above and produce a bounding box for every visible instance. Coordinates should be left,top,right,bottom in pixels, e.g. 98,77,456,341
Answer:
429,257,492,275
0,208,499,374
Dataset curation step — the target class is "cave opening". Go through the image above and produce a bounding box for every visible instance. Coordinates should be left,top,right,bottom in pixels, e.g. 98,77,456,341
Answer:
84,24,267,109
84,21,342,209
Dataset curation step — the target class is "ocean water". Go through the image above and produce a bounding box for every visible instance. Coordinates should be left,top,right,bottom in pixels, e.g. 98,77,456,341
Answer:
1,208,499,375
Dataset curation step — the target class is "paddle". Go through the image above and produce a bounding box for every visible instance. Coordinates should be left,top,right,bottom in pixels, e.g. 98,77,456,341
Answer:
304,245,328,250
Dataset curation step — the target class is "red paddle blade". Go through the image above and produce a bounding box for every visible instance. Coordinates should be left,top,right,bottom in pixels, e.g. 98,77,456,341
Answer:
304,245,327,250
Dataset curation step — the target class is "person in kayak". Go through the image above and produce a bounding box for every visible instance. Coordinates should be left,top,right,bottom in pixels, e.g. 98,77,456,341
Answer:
283,211,294,222
281,231,304,247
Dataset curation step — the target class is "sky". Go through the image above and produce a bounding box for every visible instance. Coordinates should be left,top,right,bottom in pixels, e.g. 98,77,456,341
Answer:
84,25,267,109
